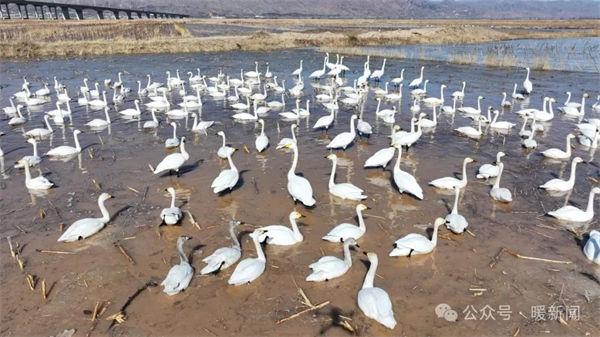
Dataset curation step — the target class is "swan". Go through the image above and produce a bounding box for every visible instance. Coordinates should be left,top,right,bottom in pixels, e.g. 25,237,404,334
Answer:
559,94,588,116
452,81,466,100
583,230,600,264
255,119,269,152
370,58,386,81
326,115,357,150
306,238,358,282
392,146,423,200
441,97,457,114
523,67,532,94
58,193,113,241
419,105,439,128
211,148,239,193
457,95,484,114
423,84,446,106
364,146,395,169
3,98,17,115
282,140,316,206
323,204,369,242
161,236,194,295
14,138,42,168
191,113,214,132
45,130,83,157
267,93,285,109
151,137,189,176
201,220,244,274
228,229,267,285
389,218,446,257
216,131,235,159
490,162,512,203
326,154,367,200
143,109,160,129
309,56,328,80
542,134,575,159
358,252,397,330
409,66,425,88
88,91,108,107
257,211,305,245
165,122,180,149
313,109,335,131
24,115,53,138
477,152,505,179
430,157,475,189
539,157,583,192
160,187,182,225
512,83,524,100
500,92,512,108
86,107,111,128
490,109,515,129
18,159,53,190
445,186,468,234
455,116,484,139
548,187,600,222
8,105,27,125
292,60,303,77
410,80,429,96
578,129,599,148
390,69,405,85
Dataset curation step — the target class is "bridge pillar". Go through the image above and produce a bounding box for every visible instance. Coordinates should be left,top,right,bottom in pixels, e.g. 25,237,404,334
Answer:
97,10,104,19
60,6,70,19
75,9,83,20
112,10,119,19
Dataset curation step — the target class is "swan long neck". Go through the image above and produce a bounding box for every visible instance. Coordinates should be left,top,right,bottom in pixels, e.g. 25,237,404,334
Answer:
362,257,377,289
229,224,241,249
328,158,337,188
177,239,188,264
253,233,266,262
98,196,110,223
73,132,82,151
342,241,353,265
452,189,460,215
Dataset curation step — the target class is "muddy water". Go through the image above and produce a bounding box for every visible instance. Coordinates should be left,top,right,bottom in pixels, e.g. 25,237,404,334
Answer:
1,50,599,336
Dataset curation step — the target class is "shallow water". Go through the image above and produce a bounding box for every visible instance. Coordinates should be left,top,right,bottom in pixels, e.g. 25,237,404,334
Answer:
348,37,600,73
1,50,599,336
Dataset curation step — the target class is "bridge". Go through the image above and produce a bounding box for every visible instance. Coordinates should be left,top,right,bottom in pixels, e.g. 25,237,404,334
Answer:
0,0,189,20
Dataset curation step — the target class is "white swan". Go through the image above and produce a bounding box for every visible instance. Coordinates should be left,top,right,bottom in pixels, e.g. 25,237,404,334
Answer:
211,148,239,193
45,129,83,156
548,187,599,222
389,218,446,257
542,134,575,159
523,67,532,94
228,229,266,285
409,66,425,88
165,122,180,149
143,109,160,129
201,220,244,274
306,238,358,282
323,204,369,242
257,211,305,245
24,115,53,138
445,186,468,234
161,236,194,295
583,230,600,265
327,154,367,200
86,107,111,128
58,193,113,241
14,138,42,168
282,140,316,207
430,157,475,189
539,157,583,192
160,187,182,225
18,159,53,190
255,119,269,152
217,131,235,159
392,146,423,200
490,162,512,203
477,152,505,179
326,115,357,150
152,137,189,176
358,252,397,330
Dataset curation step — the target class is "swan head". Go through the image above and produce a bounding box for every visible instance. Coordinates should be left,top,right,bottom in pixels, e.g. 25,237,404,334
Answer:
357,204,369,212
229,220,244,228
434,218,449,228
290,211,305,220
